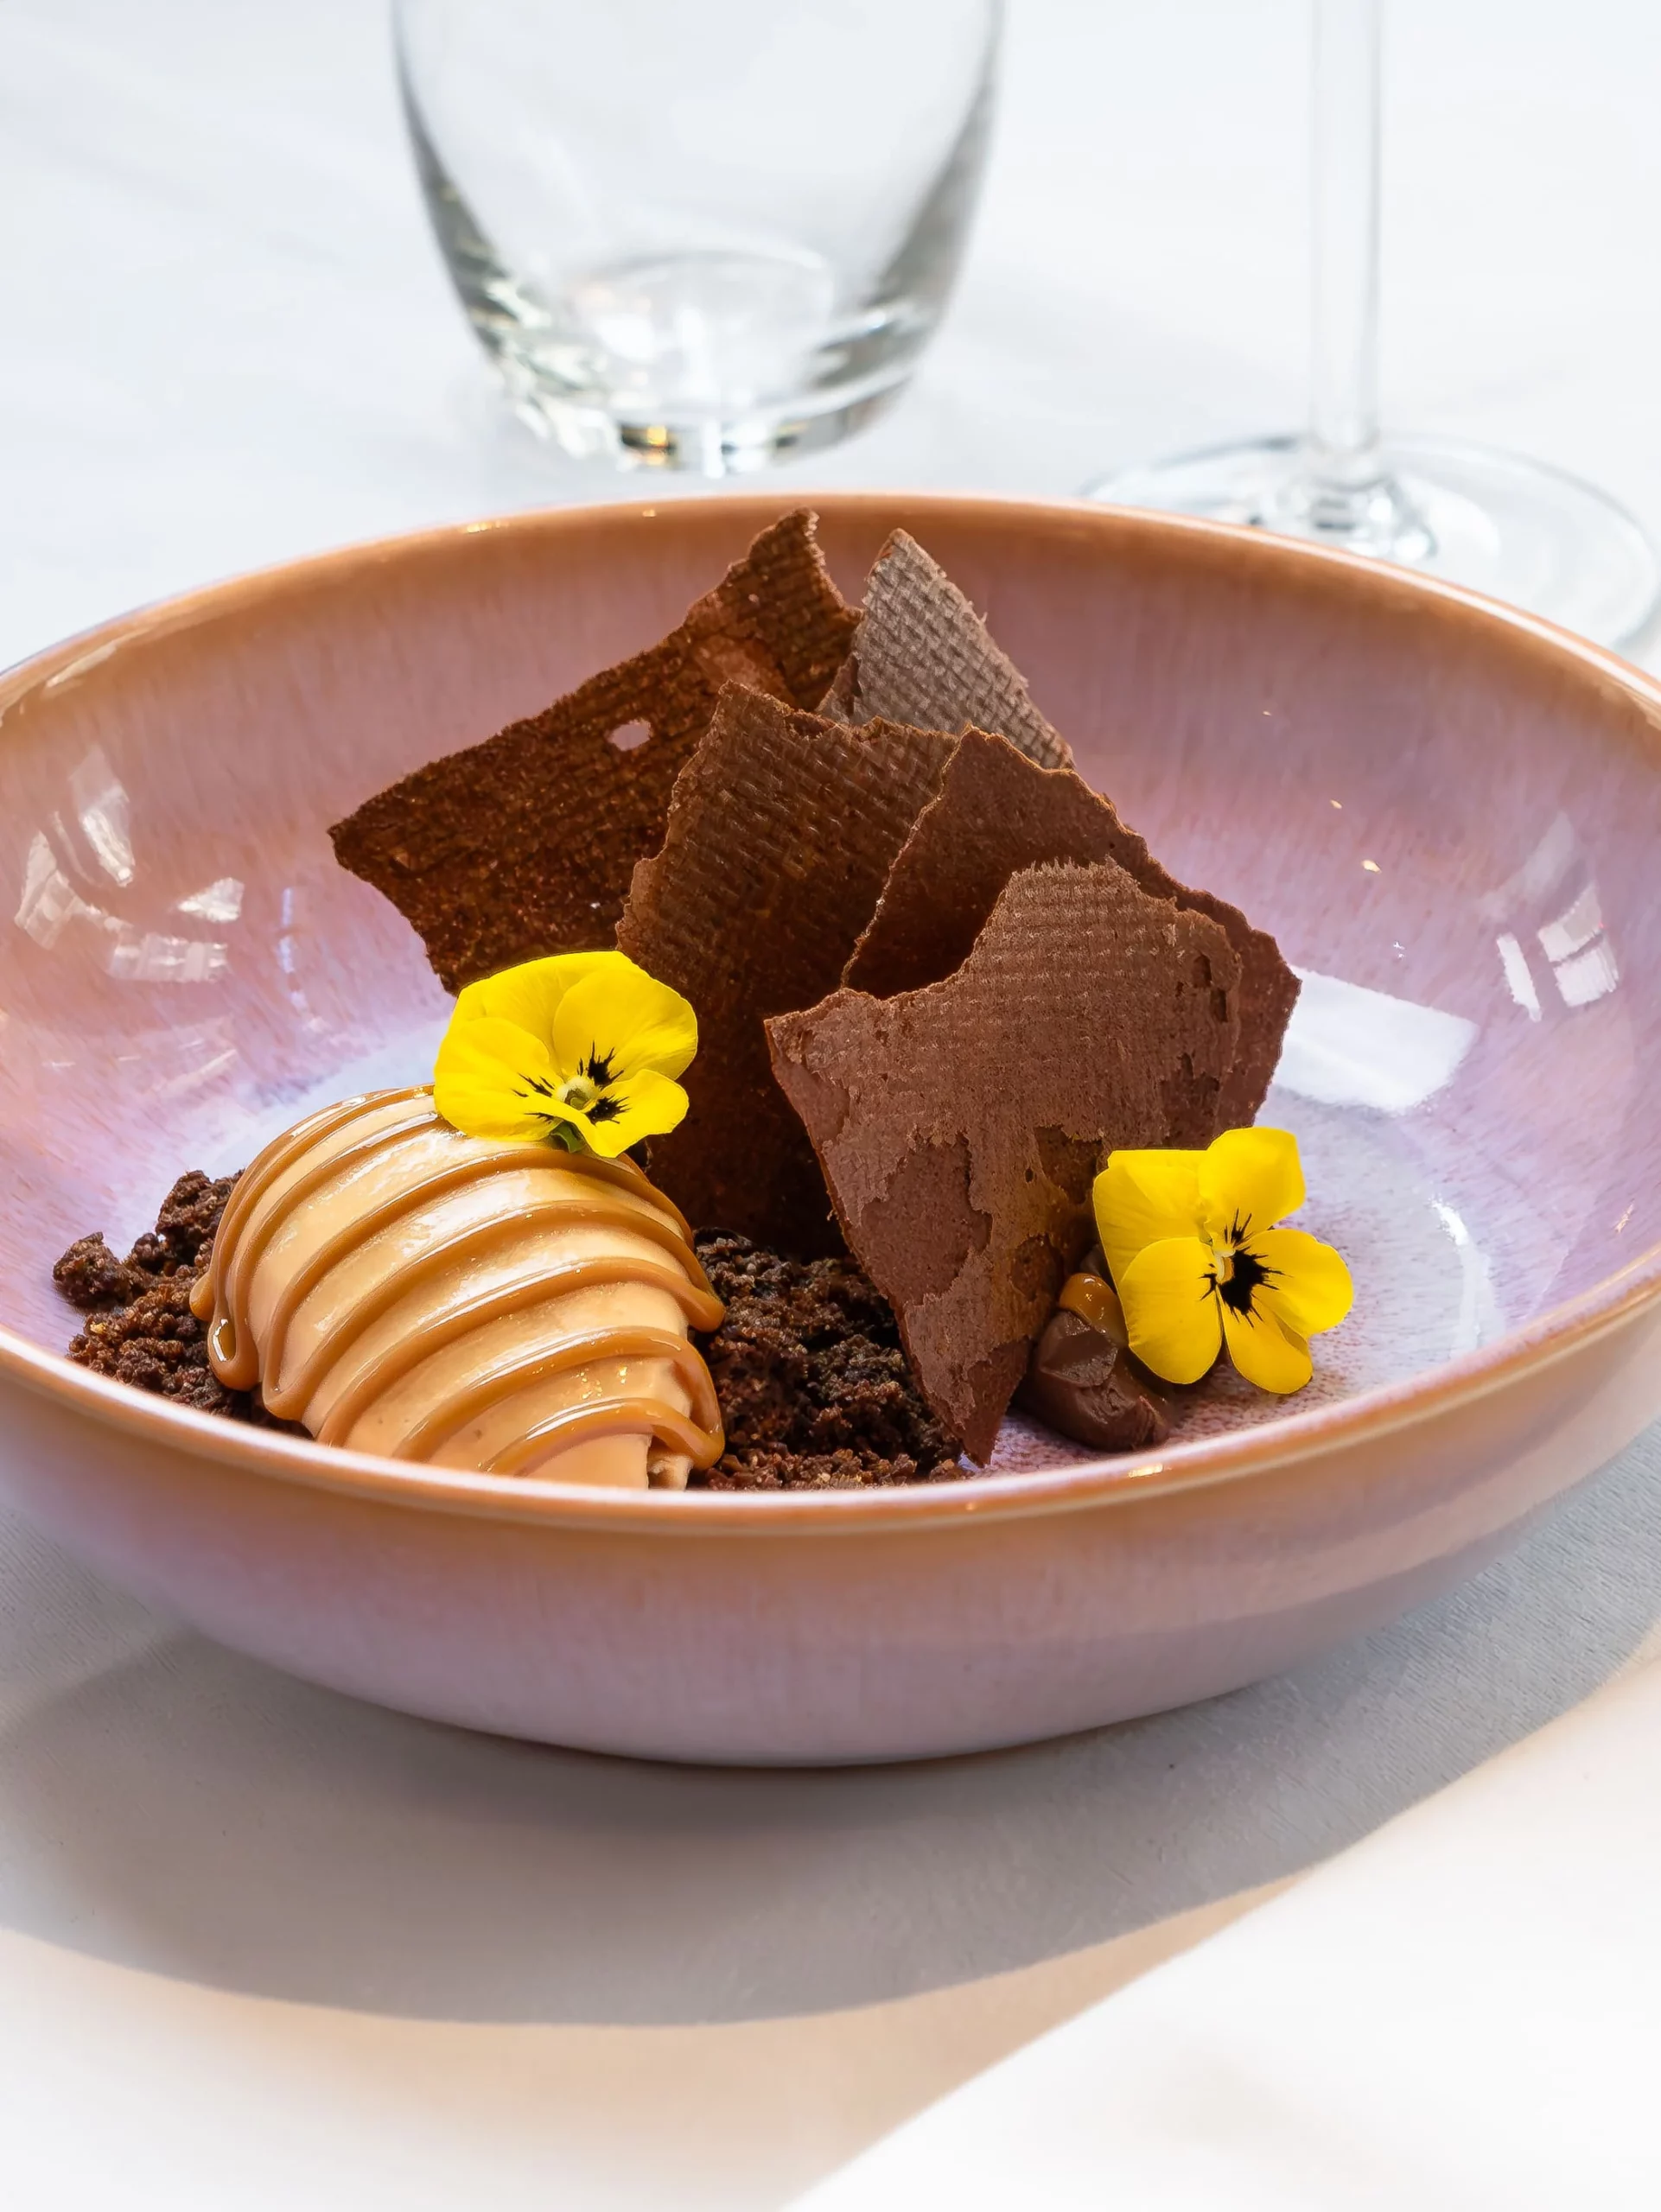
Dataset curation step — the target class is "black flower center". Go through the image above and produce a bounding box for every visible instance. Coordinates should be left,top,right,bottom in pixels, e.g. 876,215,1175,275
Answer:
518,1055,627,1132
1213,1240,1276,1317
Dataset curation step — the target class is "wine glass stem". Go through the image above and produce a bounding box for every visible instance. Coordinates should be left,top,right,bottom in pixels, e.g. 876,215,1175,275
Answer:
1308,0,1384,496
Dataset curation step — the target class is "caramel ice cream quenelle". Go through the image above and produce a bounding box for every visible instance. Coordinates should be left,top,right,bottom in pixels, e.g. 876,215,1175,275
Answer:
192,1088,724,1487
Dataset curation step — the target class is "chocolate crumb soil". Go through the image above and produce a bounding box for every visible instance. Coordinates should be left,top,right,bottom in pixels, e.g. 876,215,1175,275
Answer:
691,1231,966,1491
53,1181,966,1484
54,1172,298,1427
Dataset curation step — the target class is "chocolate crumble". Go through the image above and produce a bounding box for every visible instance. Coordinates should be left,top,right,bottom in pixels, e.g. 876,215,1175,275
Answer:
55,1171,296,1427
691,1231,966,1490
54,1184,970,1484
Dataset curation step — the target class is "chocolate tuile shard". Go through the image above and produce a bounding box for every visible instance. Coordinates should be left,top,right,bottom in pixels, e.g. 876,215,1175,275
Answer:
618,687,957,1255
1161,888,1299,1132
845,727,1298,1125
821,530,1072,770
330,510,858,993
846,728,1150,998
767,861,1242,1460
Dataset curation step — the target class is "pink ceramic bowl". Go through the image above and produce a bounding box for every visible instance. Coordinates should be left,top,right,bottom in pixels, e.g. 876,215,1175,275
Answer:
2,494,1658,1764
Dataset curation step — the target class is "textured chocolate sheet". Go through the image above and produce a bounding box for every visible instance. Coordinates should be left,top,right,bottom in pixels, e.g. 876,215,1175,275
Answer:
618,688,955,1255
848,727,1297,1125
768,860,1242,1459
331,511,857,992
821,529,1072,770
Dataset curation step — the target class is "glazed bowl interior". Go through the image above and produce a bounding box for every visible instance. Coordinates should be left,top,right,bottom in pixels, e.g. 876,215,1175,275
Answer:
4,494,1660,1485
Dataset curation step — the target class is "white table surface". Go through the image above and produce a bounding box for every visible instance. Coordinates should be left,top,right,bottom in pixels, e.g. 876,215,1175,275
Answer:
3,3,1660,2204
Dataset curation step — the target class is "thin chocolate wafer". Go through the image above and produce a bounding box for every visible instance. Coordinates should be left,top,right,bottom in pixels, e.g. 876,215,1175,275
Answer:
767,860,1242,1460
822,530,1072,769
330,510,858,992
617,688,956,1254
846,728,1297,1126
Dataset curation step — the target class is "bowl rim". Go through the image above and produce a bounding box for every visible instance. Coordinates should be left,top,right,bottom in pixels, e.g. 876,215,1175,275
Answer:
5,487,1659,1537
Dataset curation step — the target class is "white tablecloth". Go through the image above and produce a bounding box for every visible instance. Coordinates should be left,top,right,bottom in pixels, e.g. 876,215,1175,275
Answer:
798,1650,1661,2211
2,3,1660,2204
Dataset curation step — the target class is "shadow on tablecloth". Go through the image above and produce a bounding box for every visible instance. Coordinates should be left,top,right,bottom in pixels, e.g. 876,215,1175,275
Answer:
0,1431,1655,2025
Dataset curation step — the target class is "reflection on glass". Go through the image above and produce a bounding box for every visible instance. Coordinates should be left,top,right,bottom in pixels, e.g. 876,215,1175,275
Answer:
1276,967,1476,1113
1537,882,1601,964
1430,1199,1504,1353
1496,934,1542,1022
15,811,231,985
175,878,245,923
108,936,229,986
1553,939,1620,1009
16,830,87,949
69,747,136,887
1481,813,1619,1017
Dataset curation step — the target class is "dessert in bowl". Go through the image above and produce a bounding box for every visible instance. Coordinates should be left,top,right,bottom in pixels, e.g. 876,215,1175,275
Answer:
1,493,1658,1762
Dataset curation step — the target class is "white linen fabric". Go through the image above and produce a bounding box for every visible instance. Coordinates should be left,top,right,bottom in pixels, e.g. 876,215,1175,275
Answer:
798,1652,1661,2211
3,3,1661,2206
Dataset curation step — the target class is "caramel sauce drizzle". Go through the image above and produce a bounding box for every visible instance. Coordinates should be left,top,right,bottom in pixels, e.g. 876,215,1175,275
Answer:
196,1088,724,1472
487,1398,722,1479
390,1325,721,1465
1058,1270,1129,1338
313,1264,719,1446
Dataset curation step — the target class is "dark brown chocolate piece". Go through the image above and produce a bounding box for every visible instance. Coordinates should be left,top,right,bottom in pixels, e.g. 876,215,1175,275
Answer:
691,1231,964,1490
767,861,1241,1460
821,530,1072,770
1016,1263,1171,1453
330,510,858,993
618,689,955,1254
846,727,1297,1125
55,1171,296,1427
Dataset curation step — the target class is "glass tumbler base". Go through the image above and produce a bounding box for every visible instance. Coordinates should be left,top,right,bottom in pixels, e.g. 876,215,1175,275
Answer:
1088,433,1661,650
502,374,907,479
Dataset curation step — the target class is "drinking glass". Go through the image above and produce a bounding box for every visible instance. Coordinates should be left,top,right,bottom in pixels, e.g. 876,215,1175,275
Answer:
395,0,1002,476
1091,0,1660,648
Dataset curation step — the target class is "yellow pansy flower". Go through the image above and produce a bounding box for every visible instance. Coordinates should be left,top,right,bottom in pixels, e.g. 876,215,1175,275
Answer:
433,950,697,1160
1092,1128,1352,1395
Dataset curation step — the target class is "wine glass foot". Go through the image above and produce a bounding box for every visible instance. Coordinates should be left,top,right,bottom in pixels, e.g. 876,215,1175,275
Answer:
1087,432,1661,649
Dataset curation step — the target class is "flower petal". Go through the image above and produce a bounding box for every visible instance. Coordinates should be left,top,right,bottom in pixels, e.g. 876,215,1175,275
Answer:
1250,1227,1354,1338
550,961,698,1085
1198,1126,1305,1242
1093,1150,1204,1286
1117,1236,1223,1385
450,952,619,1043
579,1069,690,1157
433,1016,563,1142
1220,1298,1313,1393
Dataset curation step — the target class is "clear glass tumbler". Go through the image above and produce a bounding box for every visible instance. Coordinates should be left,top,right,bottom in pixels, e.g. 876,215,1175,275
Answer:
395,0,1003,476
